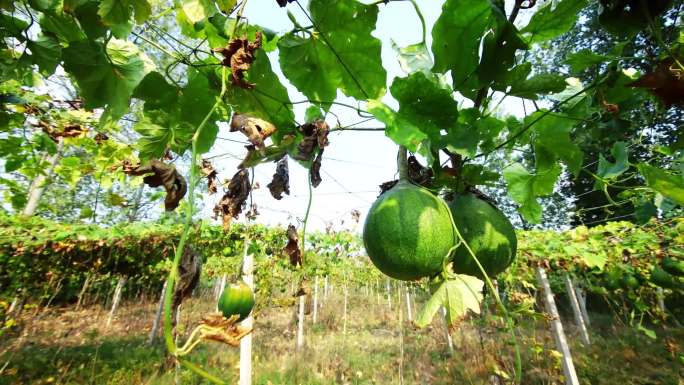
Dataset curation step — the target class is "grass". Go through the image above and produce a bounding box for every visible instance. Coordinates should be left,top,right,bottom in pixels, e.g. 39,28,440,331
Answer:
1,285,682,384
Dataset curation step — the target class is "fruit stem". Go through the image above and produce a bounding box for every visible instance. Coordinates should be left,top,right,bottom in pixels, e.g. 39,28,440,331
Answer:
397,146,408,182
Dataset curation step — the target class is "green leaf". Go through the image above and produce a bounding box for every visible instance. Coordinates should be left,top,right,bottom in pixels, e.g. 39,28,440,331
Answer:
39,10,86,42
133,71,178,108
415,275,483,328
504,163,561,223
27,35,61,75
179,70,220,154
216,0,236,13
566,49,612,73
278,34,339,109
279,0,386,103
391,40,433,75
62,38,155,121
390,72,459,142
367,100,427,153
304,106,323,122
596,141,629,182
529,111,583,175
521,0,588,44
71,1,108,40
508,73,567,99
639,164,684,206
226,50,295,142
478,9,528,85
134,112,193,160
181,0,216,24
432,0,492,96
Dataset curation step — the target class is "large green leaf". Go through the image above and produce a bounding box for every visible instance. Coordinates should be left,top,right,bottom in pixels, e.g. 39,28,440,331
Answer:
529,111,583,175
595,141,629,189
27,35,61,74
431,0,492,96
415,275,483,328
181,0,217,24
390,72,459,141
391,40,433,75
566,49,612,73
367,100,427,153
278,34,339,109
63,39,154,121
478,8,528,86
278,0,385,103
39,10,86,42
508,73,567,99
226,50,295,142
98,0,151,37
521,0,588,44
133,70,220,158
504,163,561,223
639,164,684,206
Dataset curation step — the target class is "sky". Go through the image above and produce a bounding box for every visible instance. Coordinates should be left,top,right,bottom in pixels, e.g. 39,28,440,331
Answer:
201,0,537,233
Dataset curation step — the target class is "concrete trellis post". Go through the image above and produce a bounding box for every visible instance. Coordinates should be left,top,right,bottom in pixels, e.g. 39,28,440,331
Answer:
537,268,580,385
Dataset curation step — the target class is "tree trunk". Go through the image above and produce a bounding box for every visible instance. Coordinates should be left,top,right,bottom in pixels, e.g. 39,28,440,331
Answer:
376,281,381,305
536,268,579,385
148,281,168,345
75,274,92,310
240,238,254,385
312,276,319,324
106,277,127,327
215,274,227,311
324,276,329,301
296,295,305,350
22,138,64,217
564,275,590,345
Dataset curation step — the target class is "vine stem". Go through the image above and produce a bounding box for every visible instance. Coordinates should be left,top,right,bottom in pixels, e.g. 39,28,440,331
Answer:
161,67,227,382
301,167,314,263
444,202,522,384
397,146,408,181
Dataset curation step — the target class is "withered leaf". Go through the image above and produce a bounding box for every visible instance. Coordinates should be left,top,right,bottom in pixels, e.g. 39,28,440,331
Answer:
293,119,329,161
310,149,323,188
172,246,202,323
246,203,259,220
94,132,109,144
629,58,684,107
267,157,290,200
378,156,433,196
201,159,218,195
283,224,302,267
214,32,262,89
351,209,361,223
123,159,187,211
231,114,277,152
213,169,251,231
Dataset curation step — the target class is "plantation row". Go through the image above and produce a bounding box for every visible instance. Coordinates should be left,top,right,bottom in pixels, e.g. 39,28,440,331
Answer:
2,214,682,321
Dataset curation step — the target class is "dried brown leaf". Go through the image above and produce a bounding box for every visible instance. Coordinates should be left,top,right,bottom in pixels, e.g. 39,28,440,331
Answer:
283,224,302,267
214,32,262,89
293,119,329,161
267,157,290,200
122,160,187,211
201,159,218,195
629,58,684,107
311,150,323,188
213,169,251,231
230,114,277,152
